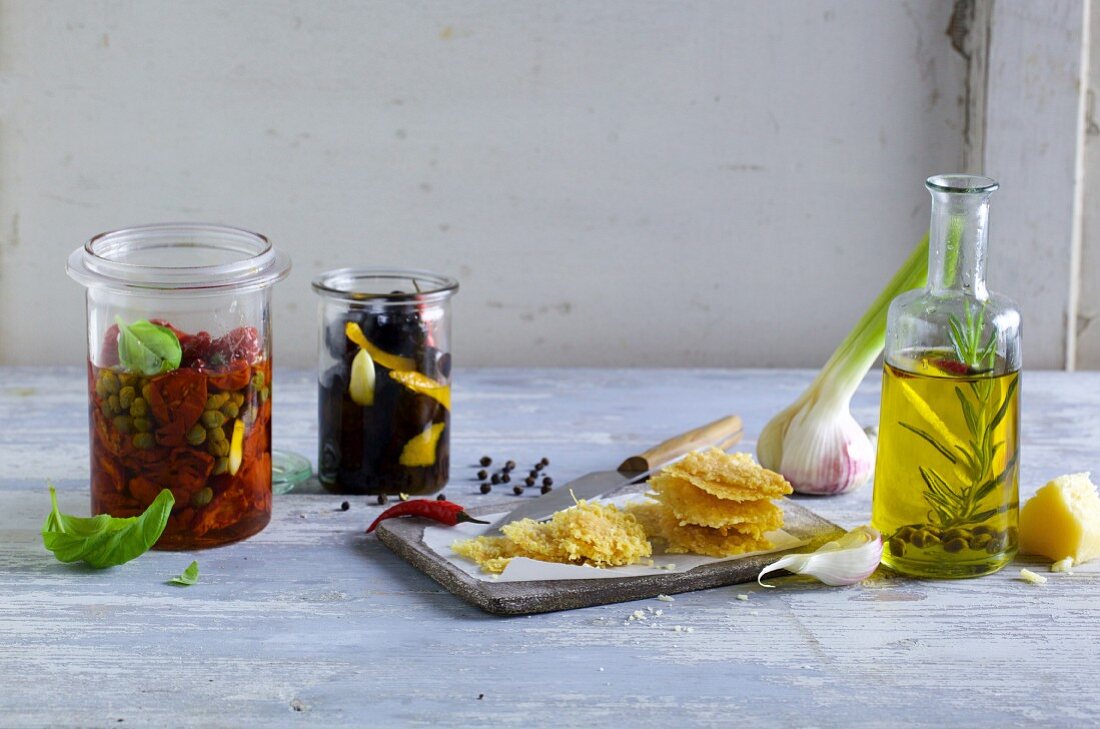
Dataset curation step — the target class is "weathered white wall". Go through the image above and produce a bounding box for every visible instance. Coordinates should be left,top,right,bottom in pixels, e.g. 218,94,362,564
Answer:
982,0,1091,371
0,0,968,368
1078,0,1100,369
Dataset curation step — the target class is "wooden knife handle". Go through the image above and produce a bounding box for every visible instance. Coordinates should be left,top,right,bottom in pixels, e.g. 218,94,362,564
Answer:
617,414,743,474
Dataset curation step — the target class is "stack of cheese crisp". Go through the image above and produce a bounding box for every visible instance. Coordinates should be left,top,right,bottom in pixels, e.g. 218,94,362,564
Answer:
628,448,794,557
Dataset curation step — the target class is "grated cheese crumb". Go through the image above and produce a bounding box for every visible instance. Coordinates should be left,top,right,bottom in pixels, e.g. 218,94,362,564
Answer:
655,609,663,617
1019,568,1048,585
632,610,646,620
1051,557,1074,573
598,667,604,672
673,625,684,632
736,594,749,601
685,627,695,633
656,594,675,602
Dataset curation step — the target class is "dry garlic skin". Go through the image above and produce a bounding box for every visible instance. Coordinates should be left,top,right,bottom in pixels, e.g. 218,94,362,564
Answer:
1020,473,1100,564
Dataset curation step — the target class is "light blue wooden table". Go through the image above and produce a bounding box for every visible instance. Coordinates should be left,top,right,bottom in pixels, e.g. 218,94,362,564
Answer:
1,367,1097,727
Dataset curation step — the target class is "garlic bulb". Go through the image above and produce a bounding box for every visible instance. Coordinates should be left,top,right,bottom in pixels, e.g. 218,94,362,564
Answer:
758,525,882,587
758,391,875,496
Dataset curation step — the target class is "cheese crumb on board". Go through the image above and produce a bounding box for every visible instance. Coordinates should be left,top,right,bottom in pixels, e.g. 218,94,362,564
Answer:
656,594,675,602
736,594,749,601
1019,568,1048,585
1051,557,1074,573
1020,473,1100,565
452,499,651,573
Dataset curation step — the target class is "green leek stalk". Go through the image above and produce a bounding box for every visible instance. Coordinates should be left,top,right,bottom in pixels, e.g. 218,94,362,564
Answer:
756,234,929,495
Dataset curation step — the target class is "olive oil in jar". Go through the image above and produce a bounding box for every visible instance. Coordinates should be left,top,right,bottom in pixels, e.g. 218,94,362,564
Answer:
872,350,1019,578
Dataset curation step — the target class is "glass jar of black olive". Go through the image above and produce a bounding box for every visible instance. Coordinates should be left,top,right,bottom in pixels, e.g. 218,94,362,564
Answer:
312,268,457,495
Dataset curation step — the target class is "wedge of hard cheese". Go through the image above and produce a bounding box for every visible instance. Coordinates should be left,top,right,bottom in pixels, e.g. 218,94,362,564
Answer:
1020,473,1100,564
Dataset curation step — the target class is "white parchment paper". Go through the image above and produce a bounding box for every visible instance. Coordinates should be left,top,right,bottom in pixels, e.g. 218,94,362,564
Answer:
422,494,809,583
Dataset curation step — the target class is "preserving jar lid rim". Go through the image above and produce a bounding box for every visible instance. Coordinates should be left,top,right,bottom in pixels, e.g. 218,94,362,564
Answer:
311,267,459,303
66,222,291,292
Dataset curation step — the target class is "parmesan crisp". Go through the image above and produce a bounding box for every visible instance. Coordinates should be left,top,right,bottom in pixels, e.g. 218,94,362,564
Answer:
629,448,792,558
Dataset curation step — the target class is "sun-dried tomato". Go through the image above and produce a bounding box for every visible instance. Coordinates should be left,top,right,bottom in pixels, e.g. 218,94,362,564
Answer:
205,358,251,391
130,446,214,507
98,324,120,367
145,369,207,446
243,402,271,464
91,409,125,458
180,331,212,367
91,488,141,518
213,326,261,362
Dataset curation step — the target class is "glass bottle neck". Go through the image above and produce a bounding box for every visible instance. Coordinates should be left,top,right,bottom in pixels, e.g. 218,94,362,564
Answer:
927,184,994,300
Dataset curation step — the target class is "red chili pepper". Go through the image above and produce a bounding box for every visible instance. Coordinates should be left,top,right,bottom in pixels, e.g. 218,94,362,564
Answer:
365,499,488,533
929,358,974,376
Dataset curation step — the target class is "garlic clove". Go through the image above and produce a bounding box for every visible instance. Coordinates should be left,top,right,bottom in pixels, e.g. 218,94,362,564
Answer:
228,419,245,476
349,347,376,406
758,525,882,587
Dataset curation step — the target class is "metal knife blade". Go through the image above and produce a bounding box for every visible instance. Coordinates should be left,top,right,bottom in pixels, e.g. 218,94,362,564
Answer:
488,468,645,533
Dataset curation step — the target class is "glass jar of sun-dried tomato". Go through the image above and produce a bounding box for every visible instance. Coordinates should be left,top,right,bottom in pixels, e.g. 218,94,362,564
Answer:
67,224,291,549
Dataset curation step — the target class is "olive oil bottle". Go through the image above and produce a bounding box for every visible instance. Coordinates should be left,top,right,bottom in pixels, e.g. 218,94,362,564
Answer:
872,175,1021,578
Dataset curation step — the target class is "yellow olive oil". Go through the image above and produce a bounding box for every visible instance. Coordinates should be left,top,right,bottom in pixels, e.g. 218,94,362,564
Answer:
872,349,1019,578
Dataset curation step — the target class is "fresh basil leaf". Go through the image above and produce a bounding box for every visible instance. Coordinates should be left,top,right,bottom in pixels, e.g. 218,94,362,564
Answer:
115,317,182,375
42,485,174,568
168,560,200,586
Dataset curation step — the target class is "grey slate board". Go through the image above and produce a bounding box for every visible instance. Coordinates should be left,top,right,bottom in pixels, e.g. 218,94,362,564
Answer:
377,495,843,614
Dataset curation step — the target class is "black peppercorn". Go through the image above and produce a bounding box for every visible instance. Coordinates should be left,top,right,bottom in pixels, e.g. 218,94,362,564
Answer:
480,456,492,467
541,484,552,494
340,501,350,511
505,460,516,471
525,477,536,487
480,483,492,494
543,477,553,487
529,470,539,478
376,494,387,505
477,469,488,480
437,493,446,501
512,485,523,495
491,473,501,485
502,473,511,483
540,457,550,466
533,464,544,473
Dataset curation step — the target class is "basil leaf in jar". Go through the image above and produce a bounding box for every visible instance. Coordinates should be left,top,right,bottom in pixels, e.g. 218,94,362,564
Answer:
116,317,182,375
168,560,200,586
41,485,174,568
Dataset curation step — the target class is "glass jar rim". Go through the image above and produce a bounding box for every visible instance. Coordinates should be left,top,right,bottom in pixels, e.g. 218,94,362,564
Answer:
926,174,999,194
67,222,291,293
311,267,459,305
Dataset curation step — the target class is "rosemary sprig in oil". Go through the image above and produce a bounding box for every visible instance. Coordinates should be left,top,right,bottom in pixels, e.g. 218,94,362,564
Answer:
899,375,1017,528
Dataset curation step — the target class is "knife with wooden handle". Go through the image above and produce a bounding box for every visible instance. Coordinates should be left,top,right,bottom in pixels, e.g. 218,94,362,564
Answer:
489,414,743,532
